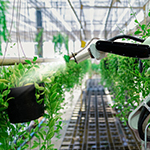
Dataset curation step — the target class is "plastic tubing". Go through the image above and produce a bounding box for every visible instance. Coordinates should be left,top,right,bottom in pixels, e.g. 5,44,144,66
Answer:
108,35,144,43
17,118,46,150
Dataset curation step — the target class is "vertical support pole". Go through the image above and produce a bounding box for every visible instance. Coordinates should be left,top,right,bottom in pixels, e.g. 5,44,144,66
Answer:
141,122,150,150
36,8,43,57
143,5,146,25
80,3,82,43
73,40,75,52
142,5,148,150
141,140,150,149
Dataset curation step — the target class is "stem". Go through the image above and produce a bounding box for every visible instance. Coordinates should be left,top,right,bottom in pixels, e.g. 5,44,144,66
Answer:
39,128,41,149
125,68,144,80
30,135,31,150
4,113,9,149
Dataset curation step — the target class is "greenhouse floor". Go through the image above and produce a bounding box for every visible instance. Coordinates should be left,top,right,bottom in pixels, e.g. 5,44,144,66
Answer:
59,78,141,150
28,77,141,150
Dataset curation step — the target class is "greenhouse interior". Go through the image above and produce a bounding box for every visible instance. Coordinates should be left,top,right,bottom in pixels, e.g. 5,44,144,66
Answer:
1,0,150,150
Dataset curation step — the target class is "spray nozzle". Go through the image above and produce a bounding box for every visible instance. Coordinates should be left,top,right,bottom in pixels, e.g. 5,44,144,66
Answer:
63,38,101,64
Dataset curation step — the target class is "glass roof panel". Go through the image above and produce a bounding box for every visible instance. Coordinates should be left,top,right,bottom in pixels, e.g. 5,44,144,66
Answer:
7,0,148,41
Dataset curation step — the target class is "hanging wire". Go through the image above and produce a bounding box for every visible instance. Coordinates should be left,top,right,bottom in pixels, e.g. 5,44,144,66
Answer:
27,0,34,42
18,1,26,58
2,0,16,66
16,0,27,60
1,0,27,66
16,0,21,62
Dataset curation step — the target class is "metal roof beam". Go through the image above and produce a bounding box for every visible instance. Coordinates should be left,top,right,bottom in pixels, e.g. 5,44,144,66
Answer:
29,0,78,40
107,0,148,38
19,6,143,9
104,0,114,39
67,0,86,40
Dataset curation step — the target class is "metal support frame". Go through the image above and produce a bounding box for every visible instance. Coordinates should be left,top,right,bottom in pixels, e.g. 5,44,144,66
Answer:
67,0,86,40
104,0,114,39
30,0,78,41
36,8,43,57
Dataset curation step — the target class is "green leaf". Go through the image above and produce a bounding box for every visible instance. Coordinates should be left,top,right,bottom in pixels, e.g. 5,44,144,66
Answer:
51,101,58,112
37,98,44,104
144,81,148,87
2,89,10,97
35,94,40,99
42,141,47,145
134,19,138,23
31,140,39,149
40,129,47,136
46,131,54,140
43,78,51,83
6,97,14,102
59,121,62,125
34,64,40,68
34,83,44,91
0,79,9,83
50,92,58,102
0,83,7,90
25,59,32,65
18,63,24,70
40,145,46,150
141,24,146,31
34,133,40,139
2,102,8,108
47,144,55,149
33,56,38,62
64,55,70,63
0,106,7,111
148,11,150,17
51,83,58,92
38,131,45,140
21,144,29,149
134,30,142,35
48,119,55,128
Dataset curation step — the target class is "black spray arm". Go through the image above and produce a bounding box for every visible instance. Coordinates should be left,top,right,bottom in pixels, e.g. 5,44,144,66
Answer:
96,38,150,59
66,35,150,64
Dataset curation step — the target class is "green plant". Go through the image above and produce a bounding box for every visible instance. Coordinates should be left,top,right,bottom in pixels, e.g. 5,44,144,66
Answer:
0,58,90,149
0,57,45,111
35,28,44,57
99,10,150,124
0,0,9,55
131,10,150,39
52,32,69,55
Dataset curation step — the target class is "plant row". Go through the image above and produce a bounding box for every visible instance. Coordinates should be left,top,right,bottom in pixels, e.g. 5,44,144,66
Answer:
99,53,150,123
0,58,90,150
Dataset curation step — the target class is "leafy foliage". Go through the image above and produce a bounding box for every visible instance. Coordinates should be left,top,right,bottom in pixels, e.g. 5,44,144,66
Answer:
99,10,150,124
35,28,44,57
52,32,69,55
131,10,150,38
0,0,9,55
0,58,90,149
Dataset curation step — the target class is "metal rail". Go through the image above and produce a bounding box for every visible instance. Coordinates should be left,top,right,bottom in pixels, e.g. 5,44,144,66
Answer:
60,79,141,150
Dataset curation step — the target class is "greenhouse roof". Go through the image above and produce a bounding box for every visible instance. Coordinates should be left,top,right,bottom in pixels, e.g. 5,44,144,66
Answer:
7,0,149,41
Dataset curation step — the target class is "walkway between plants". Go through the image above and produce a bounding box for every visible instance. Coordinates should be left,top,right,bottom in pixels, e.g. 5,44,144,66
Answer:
60,79,140,150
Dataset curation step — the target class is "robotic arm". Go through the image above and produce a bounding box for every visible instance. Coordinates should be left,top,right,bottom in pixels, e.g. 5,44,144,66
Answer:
66,35,150,64
65,35,150,142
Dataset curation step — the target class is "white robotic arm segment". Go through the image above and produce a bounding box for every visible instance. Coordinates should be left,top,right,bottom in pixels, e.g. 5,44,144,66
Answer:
143,37,150,46
128,94,150,142
90,44,106,60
